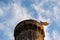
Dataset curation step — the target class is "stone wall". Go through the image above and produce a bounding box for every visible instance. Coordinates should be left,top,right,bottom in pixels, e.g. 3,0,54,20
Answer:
14,19,48,40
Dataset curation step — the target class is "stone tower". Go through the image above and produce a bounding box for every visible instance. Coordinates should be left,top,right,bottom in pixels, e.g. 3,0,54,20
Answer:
14,19,48,40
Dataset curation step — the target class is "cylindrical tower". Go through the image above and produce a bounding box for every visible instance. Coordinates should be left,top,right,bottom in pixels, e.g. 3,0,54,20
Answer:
14,19,48,40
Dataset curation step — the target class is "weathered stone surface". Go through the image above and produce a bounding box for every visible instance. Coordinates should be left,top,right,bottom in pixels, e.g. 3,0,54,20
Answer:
14,19,48,40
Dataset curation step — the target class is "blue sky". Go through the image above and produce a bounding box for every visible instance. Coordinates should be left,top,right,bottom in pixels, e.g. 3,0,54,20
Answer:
0,0,60,40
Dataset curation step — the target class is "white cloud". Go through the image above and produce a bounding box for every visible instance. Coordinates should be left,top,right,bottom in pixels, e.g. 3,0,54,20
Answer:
5,3,33,28
44,32,52,40
32,2,51,23
32,4,45,13
0,8,4,16
1,3,35,40
52,30,60,40
0,23,14,40
53,6,60,27
0,23,5,30
58,36,60,40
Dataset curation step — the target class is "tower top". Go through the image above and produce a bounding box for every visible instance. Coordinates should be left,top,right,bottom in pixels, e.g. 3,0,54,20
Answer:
14,19,48,40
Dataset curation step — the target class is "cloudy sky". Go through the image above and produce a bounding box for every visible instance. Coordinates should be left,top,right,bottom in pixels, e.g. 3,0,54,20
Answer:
0,0,60,40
